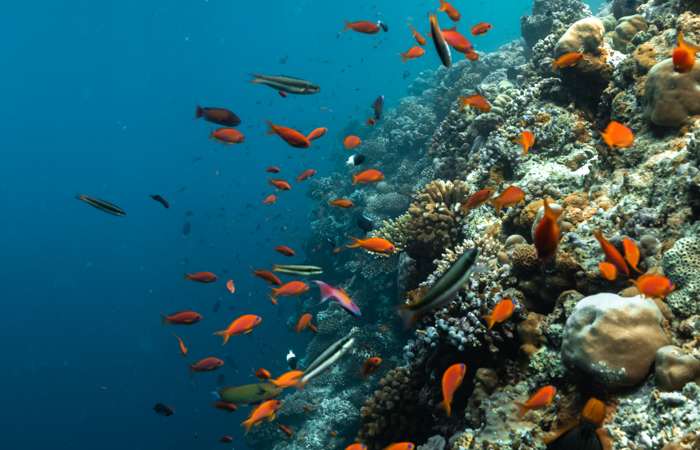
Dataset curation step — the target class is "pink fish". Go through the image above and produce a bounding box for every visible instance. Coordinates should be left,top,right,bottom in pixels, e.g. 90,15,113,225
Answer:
312,280,361,317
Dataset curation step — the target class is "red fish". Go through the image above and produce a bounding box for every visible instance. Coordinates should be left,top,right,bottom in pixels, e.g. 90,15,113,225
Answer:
459,189,491,214
629,274,675,299
313,280,361,317
278,91,287,98
302,407,312,412
309,324,318,333
263,119,310,148
270,371,303,388
294,169,316,184
219,436,234,443
513,131,535,157
347,236,395,254
436,363,466,417
534,198,563,260
188,357,223,374
241,400,283,435
463,49,479,61
488,186,525,215
550,52,584,71
384,443,415,450
342,20,381,34
623,238,641,272
344,136,362,149
593,226,629,277
408,23,426,45
307,127,328,141
267,177,291,192
364,118,376,127
351,169,384,185
277,423,293,438
183,271,218,283
213,315,262,345
172,332,189,356
481,299,515,330
673,31,700,73
275,245,295,256
226,279,235,293
267,292,278,305
598,262,618,281
212,401,238,414
438,0,460,21
291,313,313,335
150,195,169,209
159,311,202,326
329,199,354,209
457,94,490,113
398,46,425,63
346,445,366,450
251,266,282,286
427,26,473,53
266,166,281,173
470,22,492,36
513,385,556,418
598,121,633,150
208,127,246,145
269,281,309,298
356,357,382,382
194,105,241,127
253,367,271,380
263,194,278,205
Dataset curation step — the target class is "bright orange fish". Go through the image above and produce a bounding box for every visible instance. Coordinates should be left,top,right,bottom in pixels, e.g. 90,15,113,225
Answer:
253,367,271,380
277,423,293,438
364,118,376,127
213,314,262,345
159,311,202,326
470,22,492,36
183,271,218,283
172,332,189,356
241,400,282,435
226,279,235,293
266,166,280,173
398,46,425,63
459,189,491,214
342,20,381,34
534,197,562,260
383,443,415,450
542,398,609,446
408,23,426,45
513,130,535,157
292,313,313,335
593,226,629,277
630,274,675,299
307,127,328,141
457,94,490,113
278,91,287,98
356,357,382,382
513,385,556,418
267,293,278,305
481,299,515,330
673,31,700,73
263,119,310,148
550,52,584,71
208,127,246,145
329,199,355,209
346,445,366,450
488,185,525,215
251,266,282,286
347,236,396,254
438,0,460,21
267,177,291,192
344,135,362,149
463,49,479,61
436,363,466,417
598,262,618,281
623,238,641,273
351,169,384,185
212,401,238,414
302,406,312,412
295,169,317,184
269,281,309,298
270,371,303,388
275,245,295,256
188,357,223,374
598,121,633,150
427,26,473,53
263,194,278,205
309,324,318,333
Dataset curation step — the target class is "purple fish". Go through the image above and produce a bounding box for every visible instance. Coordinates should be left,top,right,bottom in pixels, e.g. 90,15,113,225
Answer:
312,280,361,317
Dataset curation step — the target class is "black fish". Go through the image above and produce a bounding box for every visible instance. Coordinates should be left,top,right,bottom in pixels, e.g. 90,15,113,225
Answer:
178,187,186,193
378,20,388,32
185,211,194,216
225,354,239,369
194,105,241,127
370,95,384,120
150,195,169,209
153,403,175,416
357,215,374,233
183,223,191,235
347,154,366,166
279,55,289,64
247,74,320,94
75,195,126,217
403,71,410,79
216,373,226,387
213,299,221,313
327,238,336,247
429,12,451,68
192,157,203,163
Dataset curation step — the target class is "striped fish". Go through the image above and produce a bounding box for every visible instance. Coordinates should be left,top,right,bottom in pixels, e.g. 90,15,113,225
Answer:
272,264,323,276
247,74,320,95
75,195,126,216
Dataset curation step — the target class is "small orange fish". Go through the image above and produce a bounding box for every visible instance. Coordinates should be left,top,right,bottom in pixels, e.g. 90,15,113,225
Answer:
219,436,234,443
457,94,490,113
302,406,312,412
208,127,246,145
269,281,309,297
295,169,317,184
463,49,479,61
263,194,278,205
241,400,282,435
172,332,189,356
364,118,376,127
309,324,318,333
346,445,367,450
270,371,303,388
629,274,675,299
481,299,515,330
513,130,535,157
307,127,328,141
346,236,395,254
277,423,293,438
251,266,282,286
213,315,262,345
514,385,556,418
436,363,465,417
266,166,280,173
351,169,384,185
226,279,235,293
267,177,291,192
342,20,381,34
275,245,295,257
159,311,202,326
356,357,382,382
329,199,355,209
263,119,310,148
598,262,618,281
267,292,278,305
380,325,388,332
623,238,641,273
344,135,362,149
533,198,562,260
292,313,313,335
438,0,460,21
408,23,426,45
384,443,415,450
459,189,491,215
398,46,425,63
182,271,218,283
427,26,473,53
488,185,525,215
598,121,633,150
550,52,584,71
212,401,238,414
593,226,629,277
252,367,271,380
470,22,492,36
673,31,700,73
330,431,338,436
188,357,223,374
278,91,287,98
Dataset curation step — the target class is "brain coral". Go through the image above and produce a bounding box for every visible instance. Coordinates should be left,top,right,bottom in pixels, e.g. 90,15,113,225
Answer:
553,17,605,59
561,293,669,388
644,59,700,127
663,237,700,317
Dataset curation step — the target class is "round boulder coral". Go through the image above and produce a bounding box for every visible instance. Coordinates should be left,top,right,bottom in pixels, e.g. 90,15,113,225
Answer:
612,15,648,53
655,345,700,392
644,59,700,127
553,18,605,59
561,293,669,388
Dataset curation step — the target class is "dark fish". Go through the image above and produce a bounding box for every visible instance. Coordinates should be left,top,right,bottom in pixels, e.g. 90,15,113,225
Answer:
347,154,366,166
75,195,126,217
225,355,239,369
178,187,186,193
183,223,191,236
192,157,203,163
185,211,194,216
216,373,226,387
247,74,320,94
429,12,452,68
357,215,374,233
213,299,221,313
327,238,336,248
153,403,175,416
370,95,384,120
195,105,241,127
279,55,289,64
403,71,410,79
150,195,169,209
378,20,388,32
287,350,297,370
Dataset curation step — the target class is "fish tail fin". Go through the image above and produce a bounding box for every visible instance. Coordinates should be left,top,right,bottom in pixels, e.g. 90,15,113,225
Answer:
457,95,468,111
513,401,529,419
291,325,301,335
295,176,301,184
188,363,195,374
394,304,420,328
313,280,334,304
195,104,204,120
246,73,263,84
269,287,280,297
481,314,495,330
398,52,409,64
208,126,215,140
436,399,451,417
182,272,192,281
262,119,277,135
346,236,362,248
294,378,308,391
241,418,254,435
341,20,353,31
549,58,558,72
437,0,447,11
351,173,358,185
267,293,278,305
213,330,230,346
356,371,369,382
159,313,170,325
488,198,503,215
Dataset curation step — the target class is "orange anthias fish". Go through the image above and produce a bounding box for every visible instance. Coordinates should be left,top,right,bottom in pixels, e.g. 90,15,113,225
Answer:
253,367,271,380
302,406,312,412
543,397,612,448
346,445,367,450
159,311,202,326
408,23,426,45
398,46,425,63
471,22,493,36
488,186,525,215
534,197,563,260
266,166,280,173
208,127,246,145
364,118,376,127
673,31,700,73
241,400,283,435
459,189,491,214
356,357,382,382
183,271,218,283
295,169,317,184
309,324,318,333
263,119,310,148
513,385,556,418
278,91,287,98
351,169,384,185
342,20,381,34
220,436,234,443
227,279,235,293
330,431,338,436
427,26,473,53
481,299,515,330
344,135,362,149
593,226,629,277
172,332,189,356
598,262,618,281
268,177,291,191
251,266,282,286
269,281,309,298
551,52,584,71
436,363,466,417
598,121,633,150
292,313,313,335
630,274,675,299
270,371,303,388
329,199,355,209
213,315,262,345
307,127,328,141
267,293,279,306
212,401,238,414
623,238,641,273
457,94,490,113
463,48,479,61
438,0,460,21
513,130,535,157
275,245,295,256
347,236,396,254
188,357,224,374
384,442,415,450
277,423,293,438
263,194,278,205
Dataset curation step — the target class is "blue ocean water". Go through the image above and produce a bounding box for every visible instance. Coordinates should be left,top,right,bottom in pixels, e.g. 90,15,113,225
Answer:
0,1,604,449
